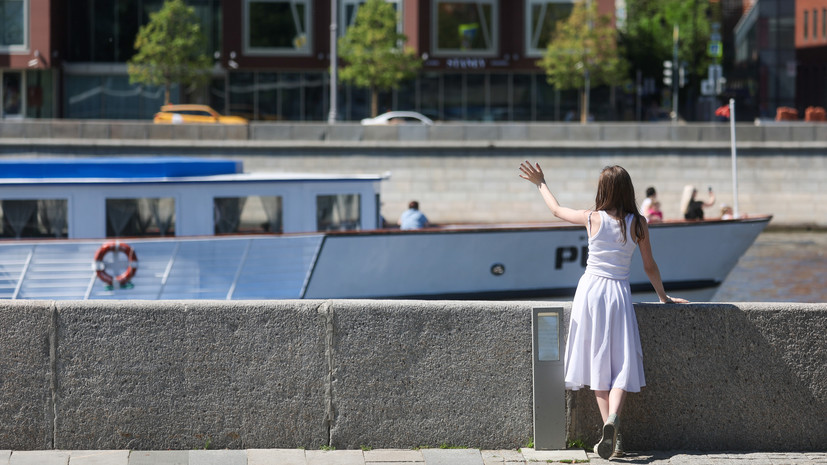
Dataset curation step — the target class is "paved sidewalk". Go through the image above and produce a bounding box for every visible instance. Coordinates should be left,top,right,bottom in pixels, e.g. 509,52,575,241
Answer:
2,449,826,464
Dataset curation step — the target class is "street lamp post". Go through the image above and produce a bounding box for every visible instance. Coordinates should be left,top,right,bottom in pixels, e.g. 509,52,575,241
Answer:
328,0,338,124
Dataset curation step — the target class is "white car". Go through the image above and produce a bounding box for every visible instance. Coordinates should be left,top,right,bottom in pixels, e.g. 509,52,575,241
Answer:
360,111,434,126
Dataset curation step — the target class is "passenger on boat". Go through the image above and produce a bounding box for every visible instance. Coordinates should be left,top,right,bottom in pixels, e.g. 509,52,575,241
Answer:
720,204,734,220
640,186,656,215
680,185,716,220
640,186,662,223
646,201,663,223
398,201,429,230
519,161,688,460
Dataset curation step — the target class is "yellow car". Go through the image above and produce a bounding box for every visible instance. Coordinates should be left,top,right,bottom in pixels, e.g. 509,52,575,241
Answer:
153,104,249,124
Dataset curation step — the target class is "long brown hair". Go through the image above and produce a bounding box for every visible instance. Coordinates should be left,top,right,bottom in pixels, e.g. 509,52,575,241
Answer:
594,165,644,243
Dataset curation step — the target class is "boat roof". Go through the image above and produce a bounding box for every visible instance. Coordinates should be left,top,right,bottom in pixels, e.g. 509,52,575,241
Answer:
0,157,242,178
0,157,387,185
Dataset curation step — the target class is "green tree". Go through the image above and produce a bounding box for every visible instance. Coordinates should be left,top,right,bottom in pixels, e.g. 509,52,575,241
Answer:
537,0,628,123
621,0,712,89
127,0,212,105
338,0,422,117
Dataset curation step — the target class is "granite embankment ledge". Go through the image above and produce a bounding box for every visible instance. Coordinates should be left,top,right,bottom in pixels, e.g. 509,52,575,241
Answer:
0,300,825,452
2,448,826,464
3,120,827,145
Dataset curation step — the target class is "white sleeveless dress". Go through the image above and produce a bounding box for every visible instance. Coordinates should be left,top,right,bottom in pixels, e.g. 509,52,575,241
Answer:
564,210,646,392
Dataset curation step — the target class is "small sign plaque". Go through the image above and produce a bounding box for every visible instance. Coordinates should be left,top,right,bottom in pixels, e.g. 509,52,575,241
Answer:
537,312,560,361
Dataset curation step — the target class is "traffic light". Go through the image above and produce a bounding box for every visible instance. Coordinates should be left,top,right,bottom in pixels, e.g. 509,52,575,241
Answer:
663,60,673,86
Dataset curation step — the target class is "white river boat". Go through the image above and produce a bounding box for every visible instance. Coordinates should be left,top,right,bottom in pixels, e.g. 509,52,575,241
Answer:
0,158,770,301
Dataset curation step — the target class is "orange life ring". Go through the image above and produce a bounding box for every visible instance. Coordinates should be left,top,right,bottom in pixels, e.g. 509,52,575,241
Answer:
93,241,138,286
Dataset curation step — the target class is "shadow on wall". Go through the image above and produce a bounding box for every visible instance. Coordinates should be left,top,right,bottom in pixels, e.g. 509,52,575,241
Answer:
569,303,827,451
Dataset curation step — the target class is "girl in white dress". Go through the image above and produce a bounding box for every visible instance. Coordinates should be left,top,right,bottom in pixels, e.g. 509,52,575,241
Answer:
519,162,687,459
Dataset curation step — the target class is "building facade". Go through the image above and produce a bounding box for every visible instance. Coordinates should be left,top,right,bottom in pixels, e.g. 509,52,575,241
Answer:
213,0,618,122
17,0,825,122
0,0,57,119
731,0,827,120
2,0,631,121
795,0,827,112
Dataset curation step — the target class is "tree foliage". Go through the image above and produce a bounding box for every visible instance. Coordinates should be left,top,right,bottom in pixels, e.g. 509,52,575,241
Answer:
127,0,212,104
338,0,422,117
621,0,712,83
537,0,628,122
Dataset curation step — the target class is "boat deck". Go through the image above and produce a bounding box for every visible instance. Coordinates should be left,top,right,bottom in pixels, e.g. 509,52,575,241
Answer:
0,236,324,300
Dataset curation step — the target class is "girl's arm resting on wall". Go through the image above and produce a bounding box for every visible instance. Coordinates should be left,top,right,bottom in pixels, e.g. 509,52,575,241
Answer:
638,221,688,303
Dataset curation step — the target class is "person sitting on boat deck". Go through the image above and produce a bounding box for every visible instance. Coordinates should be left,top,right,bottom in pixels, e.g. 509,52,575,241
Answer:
640,186,659,222
519,161,688,460
646,200,663,223
680,184,716,220
398,201,430,230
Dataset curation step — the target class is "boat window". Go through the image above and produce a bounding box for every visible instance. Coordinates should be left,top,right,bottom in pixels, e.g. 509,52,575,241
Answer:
105,198,175,237
214,196,283,234
0,199,68,238
317,194,361,231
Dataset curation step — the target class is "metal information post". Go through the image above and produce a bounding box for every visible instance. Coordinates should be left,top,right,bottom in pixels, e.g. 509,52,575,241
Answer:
532,307,566,450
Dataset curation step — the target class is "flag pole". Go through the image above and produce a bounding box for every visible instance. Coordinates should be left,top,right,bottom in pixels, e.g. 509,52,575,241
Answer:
729,98,739,218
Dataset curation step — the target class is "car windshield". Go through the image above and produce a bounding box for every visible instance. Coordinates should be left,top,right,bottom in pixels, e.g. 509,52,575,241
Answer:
171,110,213,117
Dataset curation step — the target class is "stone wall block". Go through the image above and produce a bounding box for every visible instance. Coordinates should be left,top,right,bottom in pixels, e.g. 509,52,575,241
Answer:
328,300,540,450
0,301,53,450
52,300,329,450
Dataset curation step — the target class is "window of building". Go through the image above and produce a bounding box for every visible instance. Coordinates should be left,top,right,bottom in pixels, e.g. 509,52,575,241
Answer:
814,9,818,41
106,198,175,237
25,70,54,118
0,0,26,50
466,74,486,120
245,0,311,55
433,0,497,56
225,71,327,121
0,199,68,238
823,8,826,39
317,194,360,231
66,0,219,63
214,196,283,234
64,74,171,120
804,10,808,39
340,0,402,36
489,73,511,121
525,0,575,57
2,71,23,118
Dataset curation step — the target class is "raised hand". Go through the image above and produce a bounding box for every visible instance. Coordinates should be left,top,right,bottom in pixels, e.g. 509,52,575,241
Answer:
519,161,546,187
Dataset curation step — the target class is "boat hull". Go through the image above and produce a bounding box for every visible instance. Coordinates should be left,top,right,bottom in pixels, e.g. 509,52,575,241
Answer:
304,217,770,300
0,217,770,301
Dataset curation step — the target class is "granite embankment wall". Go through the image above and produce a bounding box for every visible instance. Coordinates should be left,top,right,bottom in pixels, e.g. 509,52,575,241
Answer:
1,121,825,227
1,300,825,452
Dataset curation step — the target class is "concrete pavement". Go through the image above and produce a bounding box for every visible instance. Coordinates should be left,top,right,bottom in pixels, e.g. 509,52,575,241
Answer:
2,448,826,464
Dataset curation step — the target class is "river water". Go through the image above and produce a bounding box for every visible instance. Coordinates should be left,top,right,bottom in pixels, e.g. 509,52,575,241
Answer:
712,231,827,303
